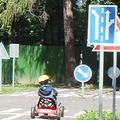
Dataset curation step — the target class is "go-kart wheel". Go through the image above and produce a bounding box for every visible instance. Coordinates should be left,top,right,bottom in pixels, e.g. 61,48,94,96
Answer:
60,106,64,117
57,117,60,120
31,107,35,118
57,106,64,117
57,107,60,117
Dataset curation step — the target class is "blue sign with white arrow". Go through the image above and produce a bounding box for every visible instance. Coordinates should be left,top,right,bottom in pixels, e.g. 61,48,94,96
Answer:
88,5,117,45
74,64,92,82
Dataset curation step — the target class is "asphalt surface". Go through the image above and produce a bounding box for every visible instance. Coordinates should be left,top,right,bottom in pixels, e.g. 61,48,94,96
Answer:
0,88,120,120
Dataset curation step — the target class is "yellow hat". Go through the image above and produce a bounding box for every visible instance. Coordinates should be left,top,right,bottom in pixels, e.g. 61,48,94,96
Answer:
38,75,50,83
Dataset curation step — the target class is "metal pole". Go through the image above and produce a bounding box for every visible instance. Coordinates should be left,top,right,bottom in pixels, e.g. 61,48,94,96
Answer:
12,58,15,88
98,45,104,120
82,82,84,94
0,59,2,91
112,51,117,120
80,51,84,94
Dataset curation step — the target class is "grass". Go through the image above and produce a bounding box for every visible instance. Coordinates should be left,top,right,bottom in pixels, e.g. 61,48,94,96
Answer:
1,83,39,94
74,110,120,120
0,83,67,94
0,83,112,94
0,82,70,94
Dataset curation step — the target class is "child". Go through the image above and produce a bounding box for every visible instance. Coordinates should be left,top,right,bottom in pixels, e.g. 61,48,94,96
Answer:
37,75,58,109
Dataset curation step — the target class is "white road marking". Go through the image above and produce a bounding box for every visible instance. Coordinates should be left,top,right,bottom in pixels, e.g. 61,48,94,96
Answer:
9,91,36,96
74,110,86,117
57,89,69,92
0,108,26,120
3,89,79,98
64,110,68,113
0,108,71,120
58,92,79,98
63,115,75,118
27,94,38,96
1,114,24,120
0,112,29,116
1,108,22,113
109,95,120,99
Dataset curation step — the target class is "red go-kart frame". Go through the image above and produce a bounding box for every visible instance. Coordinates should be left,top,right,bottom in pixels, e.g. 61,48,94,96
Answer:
31,104,64,120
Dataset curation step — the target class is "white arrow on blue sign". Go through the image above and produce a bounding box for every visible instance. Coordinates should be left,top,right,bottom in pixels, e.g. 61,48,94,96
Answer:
88,5,117,45
74,64,92,82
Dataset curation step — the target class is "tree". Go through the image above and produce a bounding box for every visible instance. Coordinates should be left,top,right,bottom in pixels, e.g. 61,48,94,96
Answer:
63,0,78,86
0,0,49,43
0,0,80,86
0,0,28,29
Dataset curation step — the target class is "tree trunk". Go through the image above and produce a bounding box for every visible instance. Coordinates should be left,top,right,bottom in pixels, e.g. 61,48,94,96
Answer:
63,0,77,86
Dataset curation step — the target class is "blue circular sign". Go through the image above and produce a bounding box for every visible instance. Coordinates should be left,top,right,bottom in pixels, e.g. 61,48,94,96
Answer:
74,64,92,82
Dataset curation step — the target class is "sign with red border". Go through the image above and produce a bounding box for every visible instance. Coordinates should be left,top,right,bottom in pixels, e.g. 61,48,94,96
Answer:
92,16,120,52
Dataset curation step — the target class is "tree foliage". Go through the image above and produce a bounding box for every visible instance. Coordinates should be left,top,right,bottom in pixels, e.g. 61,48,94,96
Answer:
0,0,120,45
0,0,120,86
0,0,28,29
0,0,87,46
0,0,49,30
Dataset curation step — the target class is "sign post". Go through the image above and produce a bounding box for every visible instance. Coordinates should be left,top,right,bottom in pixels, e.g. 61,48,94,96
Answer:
92,16,120,120
88,5,117,120
98,45,104,120
113,51,117,120
9,44,19,88
74,64,92,94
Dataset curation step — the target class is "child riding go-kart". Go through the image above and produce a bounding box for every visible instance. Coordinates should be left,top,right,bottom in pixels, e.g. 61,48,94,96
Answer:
31,75,64,120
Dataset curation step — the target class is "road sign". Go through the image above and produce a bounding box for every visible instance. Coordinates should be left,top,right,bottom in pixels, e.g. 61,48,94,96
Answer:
116,15,120,45
88,5,117,45
9,44,19,58
0,42,10,91
92,16,120,52
74,64,92,82
107,67,120,79
0,42,10,59
92,45,120,51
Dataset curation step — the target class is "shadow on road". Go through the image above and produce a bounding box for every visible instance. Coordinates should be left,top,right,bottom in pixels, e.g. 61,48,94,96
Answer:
31,115,60,120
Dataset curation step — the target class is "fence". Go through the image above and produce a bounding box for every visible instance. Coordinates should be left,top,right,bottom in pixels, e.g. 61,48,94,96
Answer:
2,45,99,85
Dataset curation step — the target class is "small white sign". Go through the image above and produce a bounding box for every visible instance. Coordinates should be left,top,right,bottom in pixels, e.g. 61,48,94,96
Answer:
9,44,19,58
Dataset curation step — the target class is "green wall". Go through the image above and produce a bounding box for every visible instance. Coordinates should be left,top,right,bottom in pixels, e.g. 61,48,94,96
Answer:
2,45,66,84
2,45,97,85
2,45,120,87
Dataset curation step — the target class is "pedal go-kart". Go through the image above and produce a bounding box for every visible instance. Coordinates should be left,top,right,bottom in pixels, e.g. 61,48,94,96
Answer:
31,84,64,119
31,102,64,120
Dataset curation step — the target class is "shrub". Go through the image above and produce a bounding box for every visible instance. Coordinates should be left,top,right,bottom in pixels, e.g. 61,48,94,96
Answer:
74,110,120,120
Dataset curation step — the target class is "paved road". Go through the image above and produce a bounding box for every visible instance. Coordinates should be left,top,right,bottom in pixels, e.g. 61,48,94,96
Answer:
0,88,120,120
